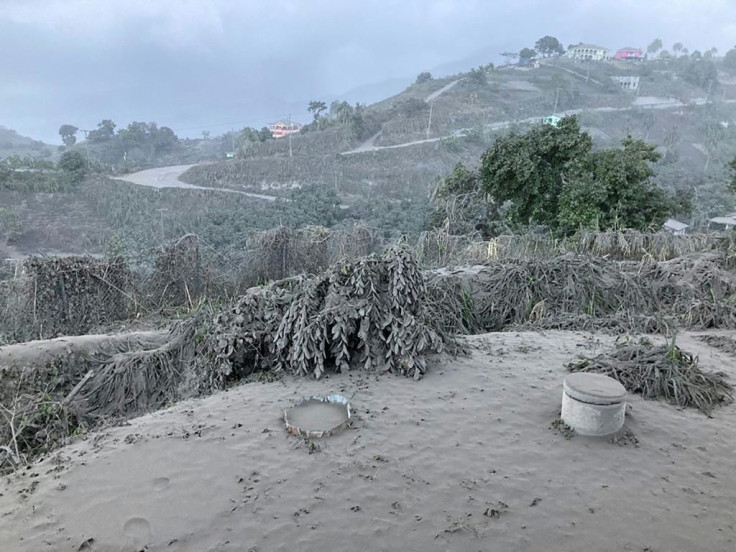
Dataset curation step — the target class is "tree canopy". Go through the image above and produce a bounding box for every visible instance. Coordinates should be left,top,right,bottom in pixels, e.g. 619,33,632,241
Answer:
534,36,564,57
415,72,432,84
724,48,736,73
57,150,88,186
472,117,688,234
308,100,328,120
519,48,537,60
647,39,663,56
58,125,78,147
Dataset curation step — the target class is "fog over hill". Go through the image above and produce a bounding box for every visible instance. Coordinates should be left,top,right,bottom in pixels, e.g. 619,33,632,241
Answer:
1,0,735,142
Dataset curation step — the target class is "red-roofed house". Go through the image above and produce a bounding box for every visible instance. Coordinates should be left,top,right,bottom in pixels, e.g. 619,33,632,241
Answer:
268,120,302,138
614,47,643,60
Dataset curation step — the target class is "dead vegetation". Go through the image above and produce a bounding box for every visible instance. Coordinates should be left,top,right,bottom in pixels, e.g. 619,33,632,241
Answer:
0,247,445,472
568,338,733,414
428,252,736,334
696,334,736,357
2,228,736,471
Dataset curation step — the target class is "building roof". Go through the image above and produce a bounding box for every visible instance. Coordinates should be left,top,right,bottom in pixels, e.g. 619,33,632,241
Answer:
663,218,689,231
709,216,736,226
268,120,301,129
617,47,642,52
569,44,608,51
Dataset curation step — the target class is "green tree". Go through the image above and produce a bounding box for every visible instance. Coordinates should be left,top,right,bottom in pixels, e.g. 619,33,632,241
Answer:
415,71,432,84
647,38,663,57
724,48,736,73
58,124,78,147
558,138,676,232
534,36,564,57
729,156,736,193
479,116,592,228
519,48,537,60
478,117,683,233
672,42,683,56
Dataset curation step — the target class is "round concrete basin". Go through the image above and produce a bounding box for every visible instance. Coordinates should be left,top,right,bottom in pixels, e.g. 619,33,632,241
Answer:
561,373,627,436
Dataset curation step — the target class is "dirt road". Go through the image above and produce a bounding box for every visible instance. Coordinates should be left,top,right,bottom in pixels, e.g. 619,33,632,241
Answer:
342,97,731,155
113,165,278,201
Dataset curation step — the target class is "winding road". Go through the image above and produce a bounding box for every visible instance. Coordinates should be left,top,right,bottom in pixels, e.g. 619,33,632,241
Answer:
113,165,278,201
342,96,733,155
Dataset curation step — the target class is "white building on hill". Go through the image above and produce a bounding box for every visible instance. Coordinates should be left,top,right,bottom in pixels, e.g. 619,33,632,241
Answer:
566,44,609,61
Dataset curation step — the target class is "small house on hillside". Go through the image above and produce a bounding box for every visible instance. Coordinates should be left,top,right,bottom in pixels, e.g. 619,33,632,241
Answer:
663,218,688,235
268,120,302,138
708,216,736,230
566,44,609,61
542,115,562,127
614,47,643,60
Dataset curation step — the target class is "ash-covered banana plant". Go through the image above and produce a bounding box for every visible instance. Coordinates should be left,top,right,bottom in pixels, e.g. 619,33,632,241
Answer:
207,247,444,380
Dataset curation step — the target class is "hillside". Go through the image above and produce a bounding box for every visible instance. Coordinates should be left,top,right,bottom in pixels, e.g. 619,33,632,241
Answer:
181,56,736,226
0,126,55,160
1,54,736,261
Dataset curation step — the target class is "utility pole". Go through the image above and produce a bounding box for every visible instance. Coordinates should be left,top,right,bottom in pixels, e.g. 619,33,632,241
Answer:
706,79,714,103
553,88,560,114
426,101,434,139
231,128,235,154
586,61,590,83
288,113,293,158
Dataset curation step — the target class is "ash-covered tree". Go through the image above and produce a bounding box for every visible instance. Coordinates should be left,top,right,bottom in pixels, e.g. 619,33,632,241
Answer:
647,38,663,57
724,48,736,73
415,71,432,84
57,150,88,187
308,100,328,120
258,127,273,142
680,58,718,89
477,116,687,234
467,65,489,86
429,162,493,236
87,119,116,143
519,48,537,60
534,36,564,57
58,124,78,147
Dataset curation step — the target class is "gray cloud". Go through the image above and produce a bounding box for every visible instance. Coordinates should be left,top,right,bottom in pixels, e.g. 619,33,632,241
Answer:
1,0,734,142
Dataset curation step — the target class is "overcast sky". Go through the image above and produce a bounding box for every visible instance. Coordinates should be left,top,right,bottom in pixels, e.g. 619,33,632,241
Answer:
1,0,735,143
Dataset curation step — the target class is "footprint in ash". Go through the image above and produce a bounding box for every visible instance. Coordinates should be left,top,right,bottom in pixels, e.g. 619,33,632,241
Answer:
152,477,171,491
123,517,152,544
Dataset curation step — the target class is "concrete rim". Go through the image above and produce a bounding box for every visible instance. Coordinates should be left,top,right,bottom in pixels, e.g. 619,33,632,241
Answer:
564,373,627,405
